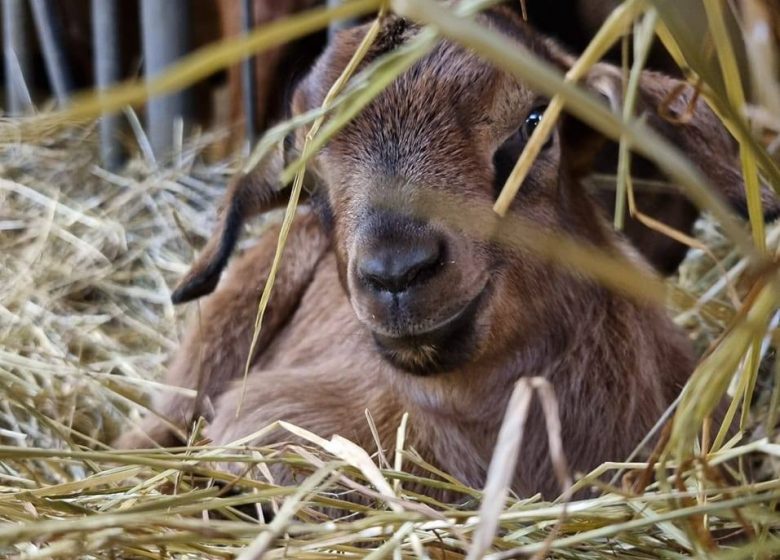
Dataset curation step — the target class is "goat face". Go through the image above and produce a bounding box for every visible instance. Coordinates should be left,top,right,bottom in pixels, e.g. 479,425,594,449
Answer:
299,19,581,375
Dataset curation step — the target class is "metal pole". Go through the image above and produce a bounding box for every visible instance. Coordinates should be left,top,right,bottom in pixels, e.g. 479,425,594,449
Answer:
91,0,122,169
30,0,73,106
2,0,33,115
140,0,189,160
240,0,257,149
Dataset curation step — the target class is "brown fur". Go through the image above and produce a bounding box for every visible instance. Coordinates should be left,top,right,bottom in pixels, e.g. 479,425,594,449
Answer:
117,8,778,500
114,209,330,447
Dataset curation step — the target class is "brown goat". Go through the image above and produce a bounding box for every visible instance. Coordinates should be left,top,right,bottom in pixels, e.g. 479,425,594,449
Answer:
116,6,779,500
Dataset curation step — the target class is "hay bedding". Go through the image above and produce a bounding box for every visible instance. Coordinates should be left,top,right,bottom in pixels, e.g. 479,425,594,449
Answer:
0,124,779,559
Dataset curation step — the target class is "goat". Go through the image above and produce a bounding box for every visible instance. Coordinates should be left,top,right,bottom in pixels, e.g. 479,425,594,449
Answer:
116,5,780,500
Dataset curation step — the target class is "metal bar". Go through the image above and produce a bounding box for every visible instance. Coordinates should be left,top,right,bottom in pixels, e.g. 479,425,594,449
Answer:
91,0,122,169
30,0,73,106
140,0,189,160
2,0,33,114
240,0,258,149
327,0,358,41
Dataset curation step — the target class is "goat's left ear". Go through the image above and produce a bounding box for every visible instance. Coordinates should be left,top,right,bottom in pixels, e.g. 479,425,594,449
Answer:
171,144,289,304
171,81,326,304
567,61,780,221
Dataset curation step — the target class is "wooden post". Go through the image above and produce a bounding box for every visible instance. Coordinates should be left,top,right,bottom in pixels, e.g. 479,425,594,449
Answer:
140,0,189,161
240,0,258,149
30,0,73,106
2,0,33,115
91,0,122,169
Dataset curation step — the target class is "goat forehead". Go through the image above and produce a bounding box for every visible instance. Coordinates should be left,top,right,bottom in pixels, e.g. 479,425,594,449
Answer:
386,41,499,119
333,45,516,177
315,13,546,183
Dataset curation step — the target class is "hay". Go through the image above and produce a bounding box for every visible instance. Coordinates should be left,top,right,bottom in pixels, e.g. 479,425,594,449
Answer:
2,1,780,558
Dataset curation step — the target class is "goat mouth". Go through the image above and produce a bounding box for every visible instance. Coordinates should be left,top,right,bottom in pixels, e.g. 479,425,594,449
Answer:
372,289,485,375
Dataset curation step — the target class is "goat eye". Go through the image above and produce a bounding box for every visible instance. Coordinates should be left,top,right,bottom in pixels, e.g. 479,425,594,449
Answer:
521,107,553,149
492,106,554,198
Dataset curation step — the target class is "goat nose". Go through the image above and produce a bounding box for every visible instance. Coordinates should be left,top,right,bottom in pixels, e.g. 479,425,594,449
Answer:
359,239,443,294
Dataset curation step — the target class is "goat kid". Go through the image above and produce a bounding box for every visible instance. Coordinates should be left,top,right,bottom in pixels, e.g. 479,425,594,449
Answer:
116,6,779,500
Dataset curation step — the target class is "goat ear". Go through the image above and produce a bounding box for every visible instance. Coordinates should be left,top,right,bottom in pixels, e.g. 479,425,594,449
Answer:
171,145,288,304
566,62,780,221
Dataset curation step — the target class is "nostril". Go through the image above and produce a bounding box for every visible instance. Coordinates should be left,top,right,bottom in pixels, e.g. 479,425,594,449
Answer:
399,241,443,287
359,240,444,294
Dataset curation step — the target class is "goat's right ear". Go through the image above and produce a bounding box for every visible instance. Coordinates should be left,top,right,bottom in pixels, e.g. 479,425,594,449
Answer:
171,144,287,304
565,61,780,222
